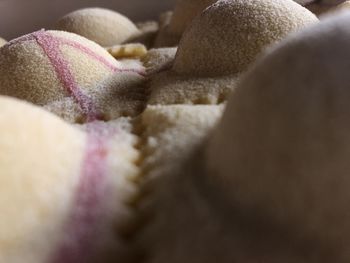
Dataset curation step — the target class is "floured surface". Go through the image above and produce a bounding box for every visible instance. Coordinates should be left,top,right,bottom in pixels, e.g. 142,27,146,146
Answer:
174,0,318,77
138,104,224,184
148,70,239,105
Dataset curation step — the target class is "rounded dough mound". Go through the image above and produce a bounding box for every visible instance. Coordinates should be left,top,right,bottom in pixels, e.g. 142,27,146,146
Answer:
0,37,6,47
0,96,85,263
173,0,318,77
0,30,145,123
0,96,143,263
55,7,140,47
207,12,350,261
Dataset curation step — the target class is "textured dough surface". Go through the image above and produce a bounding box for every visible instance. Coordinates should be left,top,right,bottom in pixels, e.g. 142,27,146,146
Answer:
0,96,85,263
0,96,142,263
144,45,239,105
139,104,224,179
173,0,318,77
0,1,337,262
136,105,228,263
71,118,141,263
148,70,239,105
207,12,350,262
55,8,140,47
0,30,146,123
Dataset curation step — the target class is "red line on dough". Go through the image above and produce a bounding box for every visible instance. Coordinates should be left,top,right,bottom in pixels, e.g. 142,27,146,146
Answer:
33,31,102,121
11,30,145,121
5,31,142,261
51,122,119,263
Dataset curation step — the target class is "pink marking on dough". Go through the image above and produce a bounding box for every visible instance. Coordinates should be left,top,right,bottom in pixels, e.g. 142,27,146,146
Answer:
51,122,119,263
56,36,145,76
33,31,102,121
12,30,144,121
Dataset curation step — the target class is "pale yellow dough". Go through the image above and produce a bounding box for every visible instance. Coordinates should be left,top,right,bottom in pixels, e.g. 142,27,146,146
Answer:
107,43,147,59
174,0,318,77
55,8,140,47
0,30,146,123
0,96,85,263
0,96,141,263
139,104,224,180
0,1,339,263
148,71,239,105
148,0,317,106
